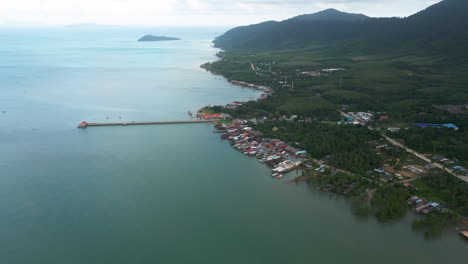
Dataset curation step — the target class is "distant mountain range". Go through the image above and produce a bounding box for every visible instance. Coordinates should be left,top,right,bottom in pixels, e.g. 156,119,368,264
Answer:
214,0,468,57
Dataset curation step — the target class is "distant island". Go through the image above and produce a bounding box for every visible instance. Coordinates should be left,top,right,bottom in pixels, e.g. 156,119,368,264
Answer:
138,35,180,42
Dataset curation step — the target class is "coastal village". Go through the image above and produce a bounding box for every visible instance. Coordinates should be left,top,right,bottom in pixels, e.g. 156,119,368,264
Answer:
71,51,467,241
215,120,307,178
79,56,467,240
209,0,468,245
201,112,464,227
205,116,467,239
197,81,308,178
194,74,468,239
198,78,467,180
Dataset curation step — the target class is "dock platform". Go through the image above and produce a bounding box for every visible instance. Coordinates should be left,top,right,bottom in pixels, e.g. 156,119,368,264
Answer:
78,120,217,128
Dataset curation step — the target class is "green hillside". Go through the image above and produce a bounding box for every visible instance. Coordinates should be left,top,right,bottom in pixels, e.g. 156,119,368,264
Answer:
214,0,468,58
202,0,468,165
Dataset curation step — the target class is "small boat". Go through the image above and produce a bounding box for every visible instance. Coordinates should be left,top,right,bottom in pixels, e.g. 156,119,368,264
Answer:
78,121,88,128
272,173,279,177
277,174,284,179
244,149,257,155
460,230,468,240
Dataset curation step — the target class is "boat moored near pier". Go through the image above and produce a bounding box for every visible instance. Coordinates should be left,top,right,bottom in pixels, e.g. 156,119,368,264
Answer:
460,230,468,240
78,121,88,128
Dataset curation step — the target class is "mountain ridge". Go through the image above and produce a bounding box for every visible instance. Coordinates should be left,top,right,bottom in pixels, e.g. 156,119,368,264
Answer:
213,0,468,57
288,8,369,22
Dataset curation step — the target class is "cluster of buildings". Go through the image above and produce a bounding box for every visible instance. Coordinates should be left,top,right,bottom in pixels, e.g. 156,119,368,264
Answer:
340,111,374,125
407,196,446,215
215,120,307,177
387,127,401,133
322,68,345,73
452,166,468,175
403,165,425,174
414,123,459,130
198,113,231,120
369,141,394,155
301,71,323,77
433,103,467,114
229,80,273,95
372,168,395,182
225,80,274,109
372,166,412,182
251,62,276,74
349,112,374,123
301,68,345,76
432,155,456,165
369,159,426,182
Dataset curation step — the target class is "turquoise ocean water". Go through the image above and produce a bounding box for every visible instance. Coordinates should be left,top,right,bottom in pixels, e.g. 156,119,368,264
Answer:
0,27,466,263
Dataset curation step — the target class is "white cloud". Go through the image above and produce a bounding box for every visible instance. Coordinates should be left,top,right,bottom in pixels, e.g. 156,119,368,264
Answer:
0,0,442,26
186,0,207,10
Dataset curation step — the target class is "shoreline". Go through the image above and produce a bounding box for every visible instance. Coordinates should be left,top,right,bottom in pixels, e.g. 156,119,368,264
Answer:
198,55,305,178
215,120,307,178
198,53,468,239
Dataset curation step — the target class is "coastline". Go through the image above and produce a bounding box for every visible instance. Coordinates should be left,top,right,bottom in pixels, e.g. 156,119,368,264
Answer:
198,54,308,178
5,27,468,264
198,52,468,239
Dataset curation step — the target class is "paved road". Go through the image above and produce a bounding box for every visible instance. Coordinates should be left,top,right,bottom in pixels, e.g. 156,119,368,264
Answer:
338,110,468,183
383,135,468,183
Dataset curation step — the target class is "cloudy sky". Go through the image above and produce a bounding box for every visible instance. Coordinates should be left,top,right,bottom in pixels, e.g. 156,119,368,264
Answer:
0,0,441,27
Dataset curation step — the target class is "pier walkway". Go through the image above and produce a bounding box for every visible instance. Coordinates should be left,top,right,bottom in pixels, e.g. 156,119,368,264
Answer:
78,120,217,128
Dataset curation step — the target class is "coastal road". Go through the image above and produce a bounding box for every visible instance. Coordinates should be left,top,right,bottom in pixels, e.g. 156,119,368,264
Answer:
338,110,468,183
251,63,256,72
382,135,468,183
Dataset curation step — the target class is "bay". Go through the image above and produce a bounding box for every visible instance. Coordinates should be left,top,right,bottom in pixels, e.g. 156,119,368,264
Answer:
0,27,465,264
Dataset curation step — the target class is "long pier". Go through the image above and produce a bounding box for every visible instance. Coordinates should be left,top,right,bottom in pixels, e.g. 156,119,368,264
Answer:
78,120,217,128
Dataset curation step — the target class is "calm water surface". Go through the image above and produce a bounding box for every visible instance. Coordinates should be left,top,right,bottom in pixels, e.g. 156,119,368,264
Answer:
0,28,466,264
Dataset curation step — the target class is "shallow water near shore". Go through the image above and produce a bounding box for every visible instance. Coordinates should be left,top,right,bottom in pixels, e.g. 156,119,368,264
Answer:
0,28,466,264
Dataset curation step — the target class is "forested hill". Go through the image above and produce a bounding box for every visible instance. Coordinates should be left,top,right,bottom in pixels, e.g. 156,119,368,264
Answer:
213,0,468,57
288,8,369,22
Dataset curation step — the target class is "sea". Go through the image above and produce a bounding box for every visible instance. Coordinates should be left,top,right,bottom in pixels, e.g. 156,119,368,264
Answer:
0,27,466,264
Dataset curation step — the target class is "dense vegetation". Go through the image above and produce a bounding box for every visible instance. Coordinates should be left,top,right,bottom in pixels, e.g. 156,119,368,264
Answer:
392,126,468,165
206,0,468,123
308,172,372,194
414,172,468,216
371,185,411,222
214,0,468,58
412,211,460,238
307,172,417,222
204,49,468,115
308,172,374,217
253,121,382,174
203,2,468,162
203,0,468,234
